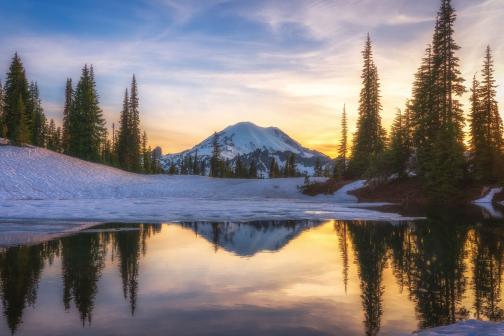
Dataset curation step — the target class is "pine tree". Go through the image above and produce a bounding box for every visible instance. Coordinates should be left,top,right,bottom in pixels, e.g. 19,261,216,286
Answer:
27,82,46,147
210,132,221,177
0,80,5,138
411,46,436,178
117,89,131,170
349,35,386,177
62,78,73,153
337,104,348,173
314,157,322,177
235,155,244,178
141,131,151,173
284,153,297,177
15,96,30,144
428,0,466,197
68,65,106,161
128,75,141,172
469,75,486,180
410,0,466,198
248,159,258,178
192,151,200,175
269,158,280,178
386,109,410,178
3,53,30,145
470,46,503,182
46,119,58,151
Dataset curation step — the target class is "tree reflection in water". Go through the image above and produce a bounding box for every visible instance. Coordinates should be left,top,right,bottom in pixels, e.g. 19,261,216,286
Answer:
0,218,503,335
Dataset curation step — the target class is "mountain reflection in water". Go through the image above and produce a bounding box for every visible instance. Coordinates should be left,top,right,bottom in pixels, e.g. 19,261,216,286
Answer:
0,217,503,335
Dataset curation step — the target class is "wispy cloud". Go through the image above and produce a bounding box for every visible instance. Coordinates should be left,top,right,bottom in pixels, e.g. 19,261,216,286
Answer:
0,0,502,157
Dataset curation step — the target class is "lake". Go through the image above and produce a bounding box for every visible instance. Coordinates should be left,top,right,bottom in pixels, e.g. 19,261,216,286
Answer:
0,214,503,335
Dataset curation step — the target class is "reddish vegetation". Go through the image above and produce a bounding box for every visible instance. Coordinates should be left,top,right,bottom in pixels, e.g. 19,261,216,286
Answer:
350,178,430,205
495,190,504,203
301,179,352,196
303,176,503,206
351,178,501,206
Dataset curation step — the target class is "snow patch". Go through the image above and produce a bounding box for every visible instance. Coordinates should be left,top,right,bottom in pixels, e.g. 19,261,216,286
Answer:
415,320,504,336
473,187,502,203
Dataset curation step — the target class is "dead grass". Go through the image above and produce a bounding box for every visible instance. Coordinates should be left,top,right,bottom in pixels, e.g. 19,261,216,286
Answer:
301,178,352,196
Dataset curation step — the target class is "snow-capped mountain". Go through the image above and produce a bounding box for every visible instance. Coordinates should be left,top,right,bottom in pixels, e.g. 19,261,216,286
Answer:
180,221,320,256
160,122,332,176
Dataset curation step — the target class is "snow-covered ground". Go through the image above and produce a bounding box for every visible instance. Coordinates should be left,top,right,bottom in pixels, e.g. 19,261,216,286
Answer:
415,320,504,335
0,145,418,246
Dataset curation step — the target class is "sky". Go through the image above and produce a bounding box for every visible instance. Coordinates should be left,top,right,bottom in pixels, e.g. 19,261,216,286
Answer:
0,0,502,157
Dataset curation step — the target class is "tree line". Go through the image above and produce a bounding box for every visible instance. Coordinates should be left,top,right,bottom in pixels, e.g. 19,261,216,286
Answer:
335,0,503,199
0,54,162,174
170,132,300,178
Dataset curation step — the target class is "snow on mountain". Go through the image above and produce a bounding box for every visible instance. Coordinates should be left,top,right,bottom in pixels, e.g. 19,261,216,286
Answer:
180,221,319,256
161,122,332,176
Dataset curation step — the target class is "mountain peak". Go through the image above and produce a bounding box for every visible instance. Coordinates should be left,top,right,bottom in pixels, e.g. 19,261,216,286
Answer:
161,122,330,175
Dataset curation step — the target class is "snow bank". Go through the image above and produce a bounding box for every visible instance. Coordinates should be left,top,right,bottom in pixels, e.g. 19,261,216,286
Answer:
0,145,335,201
329,180,366,203
415,320,504,336
0,145,420,240
473,187,502,204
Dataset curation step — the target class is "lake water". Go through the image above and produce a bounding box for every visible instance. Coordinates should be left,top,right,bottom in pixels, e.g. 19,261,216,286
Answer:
0,215,503,335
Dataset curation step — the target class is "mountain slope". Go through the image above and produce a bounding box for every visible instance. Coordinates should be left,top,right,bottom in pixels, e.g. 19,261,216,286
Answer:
161,122,332,176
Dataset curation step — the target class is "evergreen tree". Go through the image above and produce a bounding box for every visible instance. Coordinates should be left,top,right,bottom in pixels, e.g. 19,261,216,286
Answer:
62,78,73,153
3,53,30,145
168,163,178,175
349,35,386,177
27,82,46,147
68,65,106,161
336,104,348,176
269,158,280,178
248,159,258,178
0,80,5,138
469,75,486,180
386,109,411,178
235,155,244,178
117,89,131,170
470,46,503,182
128,75,141,172
141,131,151,173
15,96,30,144
210,132,222,177
283,153,297,177
411,0,466,198
314,157,322,177
411,46,436,179
192,151,200,175
46,119,61,151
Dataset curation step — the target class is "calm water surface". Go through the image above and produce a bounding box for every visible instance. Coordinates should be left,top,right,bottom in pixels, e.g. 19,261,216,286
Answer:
1,215,504,335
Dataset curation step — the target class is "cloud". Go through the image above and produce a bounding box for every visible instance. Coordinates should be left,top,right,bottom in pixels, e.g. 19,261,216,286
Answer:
0,0,502,156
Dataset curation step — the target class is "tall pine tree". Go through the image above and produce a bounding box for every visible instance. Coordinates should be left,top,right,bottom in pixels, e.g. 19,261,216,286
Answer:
386,109,411,178
67,65,106,161
470,46,503,182
3,53,30,145
411,0,466,198
128,75,141,172
62,78,73,153
117,89,131,170
335,104,349,177
349,34,386,177
210,132,222,177
0,80,5,138
27,82,46,147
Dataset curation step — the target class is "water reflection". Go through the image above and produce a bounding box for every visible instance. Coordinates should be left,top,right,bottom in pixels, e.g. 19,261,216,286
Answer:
0,218,503,335
181,220,318,256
